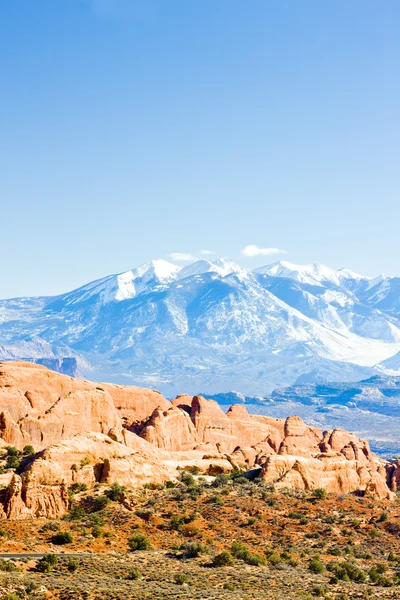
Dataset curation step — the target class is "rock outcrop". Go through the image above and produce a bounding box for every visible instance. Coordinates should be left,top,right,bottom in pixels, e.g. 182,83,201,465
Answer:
0,361,397,518
0,361,169,449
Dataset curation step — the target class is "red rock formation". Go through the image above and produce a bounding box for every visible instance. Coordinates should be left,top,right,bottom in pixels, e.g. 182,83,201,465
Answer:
0,361,170,449
0,361,396,518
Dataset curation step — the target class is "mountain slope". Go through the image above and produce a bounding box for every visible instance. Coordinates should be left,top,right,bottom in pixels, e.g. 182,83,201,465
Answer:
0,258,399,395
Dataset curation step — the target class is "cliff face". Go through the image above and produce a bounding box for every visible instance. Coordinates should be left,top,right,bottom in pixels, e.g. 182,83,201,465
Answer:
0,361,397,518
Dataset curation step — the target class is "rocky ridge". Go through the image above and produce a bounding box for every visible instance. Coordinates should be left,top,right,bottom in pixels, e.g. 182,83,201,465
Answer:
0,361,398,519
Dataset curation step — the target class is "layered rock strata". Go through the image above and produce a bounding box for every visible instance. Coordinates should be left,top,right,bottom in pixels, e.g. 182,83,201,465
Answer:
0,361,396,518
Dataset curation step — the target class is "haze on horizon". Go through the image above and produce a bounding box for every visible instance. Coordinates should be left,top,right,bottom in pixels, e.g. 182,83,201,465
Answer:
1,0,399,298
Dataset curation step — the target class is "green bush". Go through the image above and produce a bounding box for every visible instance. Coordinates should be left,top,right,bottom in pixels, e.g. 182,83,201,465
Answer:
174,573,188,584
22,444,35,456
66,506,86,521
67,559,78,572
0,558,18,572
313,488,327,500
92,525,103,538
93,495,109,512
246,552,266,566
212,473,231,487
183,542,207,558
309,557,324,574
328,561,367,583
212,551,234,567
5,455,20,470
267,551,281,565
231,541,250,561
105,482,125,501
51,531,73,545
5,446,19,457
127,568,142,580
128,533,151,551
180,472,195,486
68,482,88,495
37,553,58,572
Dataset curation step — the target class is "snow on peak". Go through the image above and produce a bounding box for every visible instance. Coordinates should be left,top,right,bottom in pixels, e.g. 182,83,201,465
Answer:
254,261,338,285
255,261,371,287
108,259,180,302
177,260,221,280
336,268,370,281
212,258,248,278
133,259,181,283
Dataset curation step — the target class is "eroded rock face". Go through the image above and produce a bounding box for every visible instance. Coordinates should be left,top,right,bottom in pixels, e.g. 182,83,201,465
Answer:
0,361,396,518
0,361,169,449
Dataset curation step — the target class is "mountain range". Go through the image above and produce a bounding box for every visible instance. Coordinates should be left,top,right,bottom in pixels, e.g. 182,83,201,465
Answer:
0,258,399,397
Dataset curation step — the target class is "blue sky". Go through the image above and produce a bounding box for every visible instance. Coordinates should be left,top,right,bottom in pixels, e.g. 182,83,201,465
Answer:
1,0,399,298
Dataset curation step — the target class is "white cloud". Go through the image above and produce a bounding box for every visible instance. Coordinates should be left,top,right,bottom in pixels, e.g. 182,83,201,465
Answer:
241,245,286,258
200,249,216,256
168,252,197,262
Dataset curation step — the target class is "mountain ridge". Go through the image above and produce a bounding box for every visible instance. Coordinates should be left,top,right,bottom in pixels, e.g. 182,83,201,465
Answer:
0,258,399,396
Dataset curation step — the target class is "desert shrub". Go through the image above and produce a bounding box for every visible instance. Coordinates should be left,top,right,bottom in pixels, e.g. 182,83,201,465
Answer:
377,575,393,587
170,515,184,531
43,553,58,566
313,488,327,500
0,558,18,572
51,531,73,545
309,557,324,574
208,495,223,505
266,551,281,565
22,444,35,455
247,552,266,566
67,559,78,572
68,482,87,495
327,546,343,556
233,477,248,485
180,522,199,537
80,457,91,467
231,541,250,561
378,511,388,522
385,521,400,534
182,542,207,558
105,482,125,501
4,594,19,600
127,568,142,580
5,446,19,457
180,472,195,486
88,513,105,526
128,533,151,551
311,585,328,597
0,529,7,538
368,566,379,583
92,525,103,538
66,506,86,521
223,582,236,590
5,455,20,469
328,561,367,583
93,495,109,512
174,573,188,584
135,509,154,521
212,473,231,487
212,551,234,567
143,481,164,490
37,553,58,572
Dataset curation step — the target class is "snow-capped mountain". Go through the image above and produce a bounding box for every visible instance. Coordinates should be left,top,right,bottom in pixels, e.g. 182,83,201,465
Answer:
0,258,399,396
